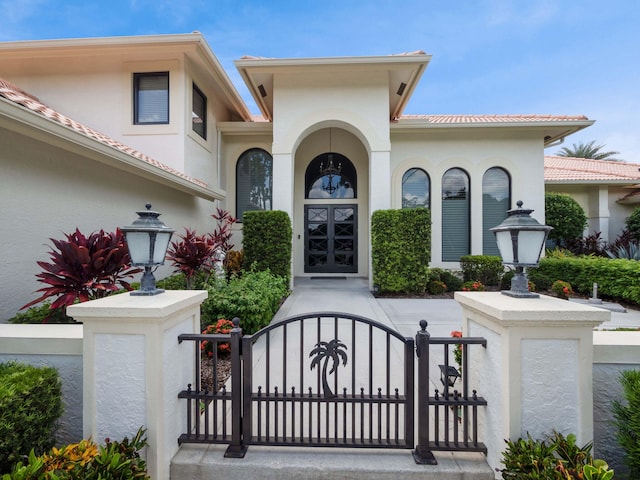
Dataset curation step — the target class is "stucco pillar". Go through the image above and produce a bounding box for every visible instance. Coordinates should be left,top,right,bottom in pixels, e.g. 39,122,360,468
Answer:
369,150,391,213
272,152,294,218
67,290,206,480
454,292,608,475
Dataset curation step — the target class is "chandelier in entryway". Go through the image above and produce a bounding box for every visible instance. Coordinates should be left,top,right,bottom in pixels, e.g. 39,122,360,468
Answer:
319,128,342,194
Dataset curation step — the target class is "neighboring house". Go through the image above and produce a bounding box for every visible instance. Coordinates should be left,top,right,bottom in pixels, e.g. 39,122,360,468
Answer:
544,156,640,242
0,33,593,320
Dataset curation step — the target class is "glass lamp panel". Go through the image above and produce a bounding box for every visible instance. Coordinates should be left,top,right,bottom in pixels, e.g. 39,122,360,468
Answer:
125,232,151,265
516,230,546,264
152,232,172,264
494,230,514,264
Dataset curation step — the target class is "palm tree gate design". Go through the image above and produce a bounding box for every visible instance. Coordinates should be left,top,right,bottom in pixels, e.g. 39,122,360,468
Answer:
178,312,487,465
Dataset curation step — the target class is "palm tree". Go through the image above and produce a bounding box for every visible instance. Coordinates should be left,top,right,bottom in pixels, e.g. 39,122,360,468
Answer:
310,339,348,398
555,140,622,161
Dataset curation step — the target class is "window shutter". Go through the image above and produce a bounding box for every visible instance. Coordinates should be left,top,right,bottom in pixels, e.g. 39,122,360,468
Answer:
442,168,470,262
236,149,273,221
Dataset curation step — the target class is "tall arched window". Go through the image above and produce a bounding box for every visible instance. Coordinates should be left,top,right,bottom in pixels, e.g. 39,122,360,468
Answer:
236,148,272,221
442,168,470,261
305,153,356,199
483,167,511,255
402,168,430,208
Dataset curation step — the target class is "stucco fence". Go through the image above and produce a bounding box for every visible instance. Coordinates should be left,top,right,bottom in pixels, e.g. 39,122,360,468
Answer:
0,316,638,475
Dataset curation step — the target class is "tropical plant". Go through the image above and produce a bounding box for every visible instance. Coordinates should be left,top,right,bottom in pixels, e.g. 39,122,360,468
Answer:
555,140,621,162
310,339,348,398
499,431,614,479
165,209,237,289
545,193,587,246
21,229,139,315
565,232,607,257
2,428,149,479
612,369,640,478
166,228,216,289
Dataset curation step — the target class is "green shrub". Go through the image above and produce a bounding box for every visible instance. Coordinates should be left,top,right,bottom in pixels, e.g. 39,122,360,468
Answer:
2,428,149,479
459,255,503,286
527,271,552,291
201,270,289,334
430,268,464,292
499,431,614,479
545,193,587,246
612,369,640,478
626,208,640,242
0,362,63,473
242,211,292,284
427,280,447,295
8,302,73,324
531,256,640,306
551,280,573,299
371,208,431,294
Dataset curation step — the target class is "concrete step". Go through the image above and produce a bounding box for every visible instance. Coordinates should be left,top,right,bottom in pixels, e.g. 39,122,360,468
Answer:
171,444,495,480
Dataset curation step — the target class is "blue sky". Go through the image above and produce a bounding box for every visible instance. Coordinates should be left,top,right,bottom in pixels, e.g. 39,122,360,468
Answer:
2,0,639,161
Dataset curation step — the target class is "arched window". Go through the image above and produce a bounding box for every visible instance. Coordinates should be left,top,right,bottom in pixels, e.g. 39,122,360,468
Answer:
442,168,470,261
402,168,430,208
236,148,272,221
305,153,356,199
483,167,511,255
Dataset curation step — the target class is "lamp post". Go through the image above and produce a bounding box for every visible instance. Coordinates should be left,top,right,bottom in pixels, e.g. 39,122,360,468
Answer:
121,204,174,296
490,200,552,298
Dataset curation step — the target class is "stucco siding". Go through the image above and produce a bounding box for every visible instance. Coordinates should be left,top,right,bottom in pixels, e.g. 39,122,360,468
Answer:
0,126,215,322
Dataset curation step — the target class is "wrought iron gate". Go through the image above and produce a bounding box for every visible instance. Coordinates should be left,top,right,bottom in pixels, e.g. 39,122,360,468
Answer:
178,313,487,464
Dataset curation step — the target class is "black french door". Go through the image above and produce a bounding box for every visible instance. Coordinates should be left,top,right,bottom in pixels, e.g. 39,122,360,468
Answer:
304,205,357,273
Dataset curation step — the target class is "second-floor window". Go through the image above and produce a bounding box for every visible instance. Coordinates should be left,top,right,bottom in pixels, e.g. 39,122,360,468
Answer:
133,72,169,125
192,83,207,139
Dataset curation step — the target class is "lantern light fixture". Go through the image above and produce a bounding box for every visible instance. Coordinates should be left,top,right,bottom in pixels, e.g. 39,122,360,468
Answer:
490,200,553,298
121,204,175,296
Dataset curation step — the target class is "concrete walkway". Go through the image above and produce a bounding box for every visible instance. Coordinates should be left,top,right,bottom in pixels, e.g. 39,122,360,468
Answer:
172,277,639,479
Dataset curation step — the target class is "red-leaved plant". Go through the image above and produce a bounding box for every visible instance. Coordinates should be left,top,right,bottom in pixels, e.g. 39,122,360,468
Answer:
166,209,237,288
22,228,141,313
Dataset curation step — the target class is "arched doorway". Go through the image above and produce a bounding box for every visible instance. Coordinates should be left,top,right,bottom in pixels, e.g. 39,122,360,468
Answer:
303,152,358,273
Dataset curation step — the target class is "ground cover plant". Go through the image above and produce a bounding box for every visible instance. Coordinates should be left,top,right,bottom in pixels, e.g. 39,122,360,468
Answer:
0,362,62,473
500,431,614,479
1,428,148,479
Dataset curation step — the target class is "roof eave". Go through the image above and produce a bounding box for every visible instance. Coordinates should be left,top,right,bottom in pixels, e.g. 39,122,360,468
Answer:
0,97,224,202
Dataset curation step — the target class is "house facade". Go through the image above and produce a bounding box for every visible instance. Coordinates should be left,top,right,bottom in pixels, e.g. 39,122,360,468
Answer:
0,33,592,320
544,156,640,242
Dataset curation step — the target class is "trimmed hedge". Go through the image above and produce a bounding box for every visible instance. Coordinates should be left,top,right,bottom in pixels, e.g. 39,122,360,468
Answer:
201,270,289,334
460,255,503,286
371,208,431,294
532,256,640,306
0,362,63,473
545,192,587,245
242,211,292,284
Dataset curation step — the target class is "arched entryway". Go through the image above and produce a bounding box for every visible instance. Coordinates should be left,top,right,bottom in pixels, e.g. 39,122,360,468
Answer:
303,152,358,273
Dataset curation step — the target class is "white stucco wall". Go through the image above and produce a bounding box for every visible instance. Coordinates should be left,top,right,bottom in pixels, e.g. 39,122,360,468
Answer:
392,129,545,268
0,126,215,322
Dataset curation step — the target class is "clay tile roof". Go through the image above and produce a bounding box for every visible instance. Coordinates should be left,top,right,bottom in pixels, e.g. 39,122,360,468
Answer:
399,114,590,123
0,77,208,188
544,155,640,182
